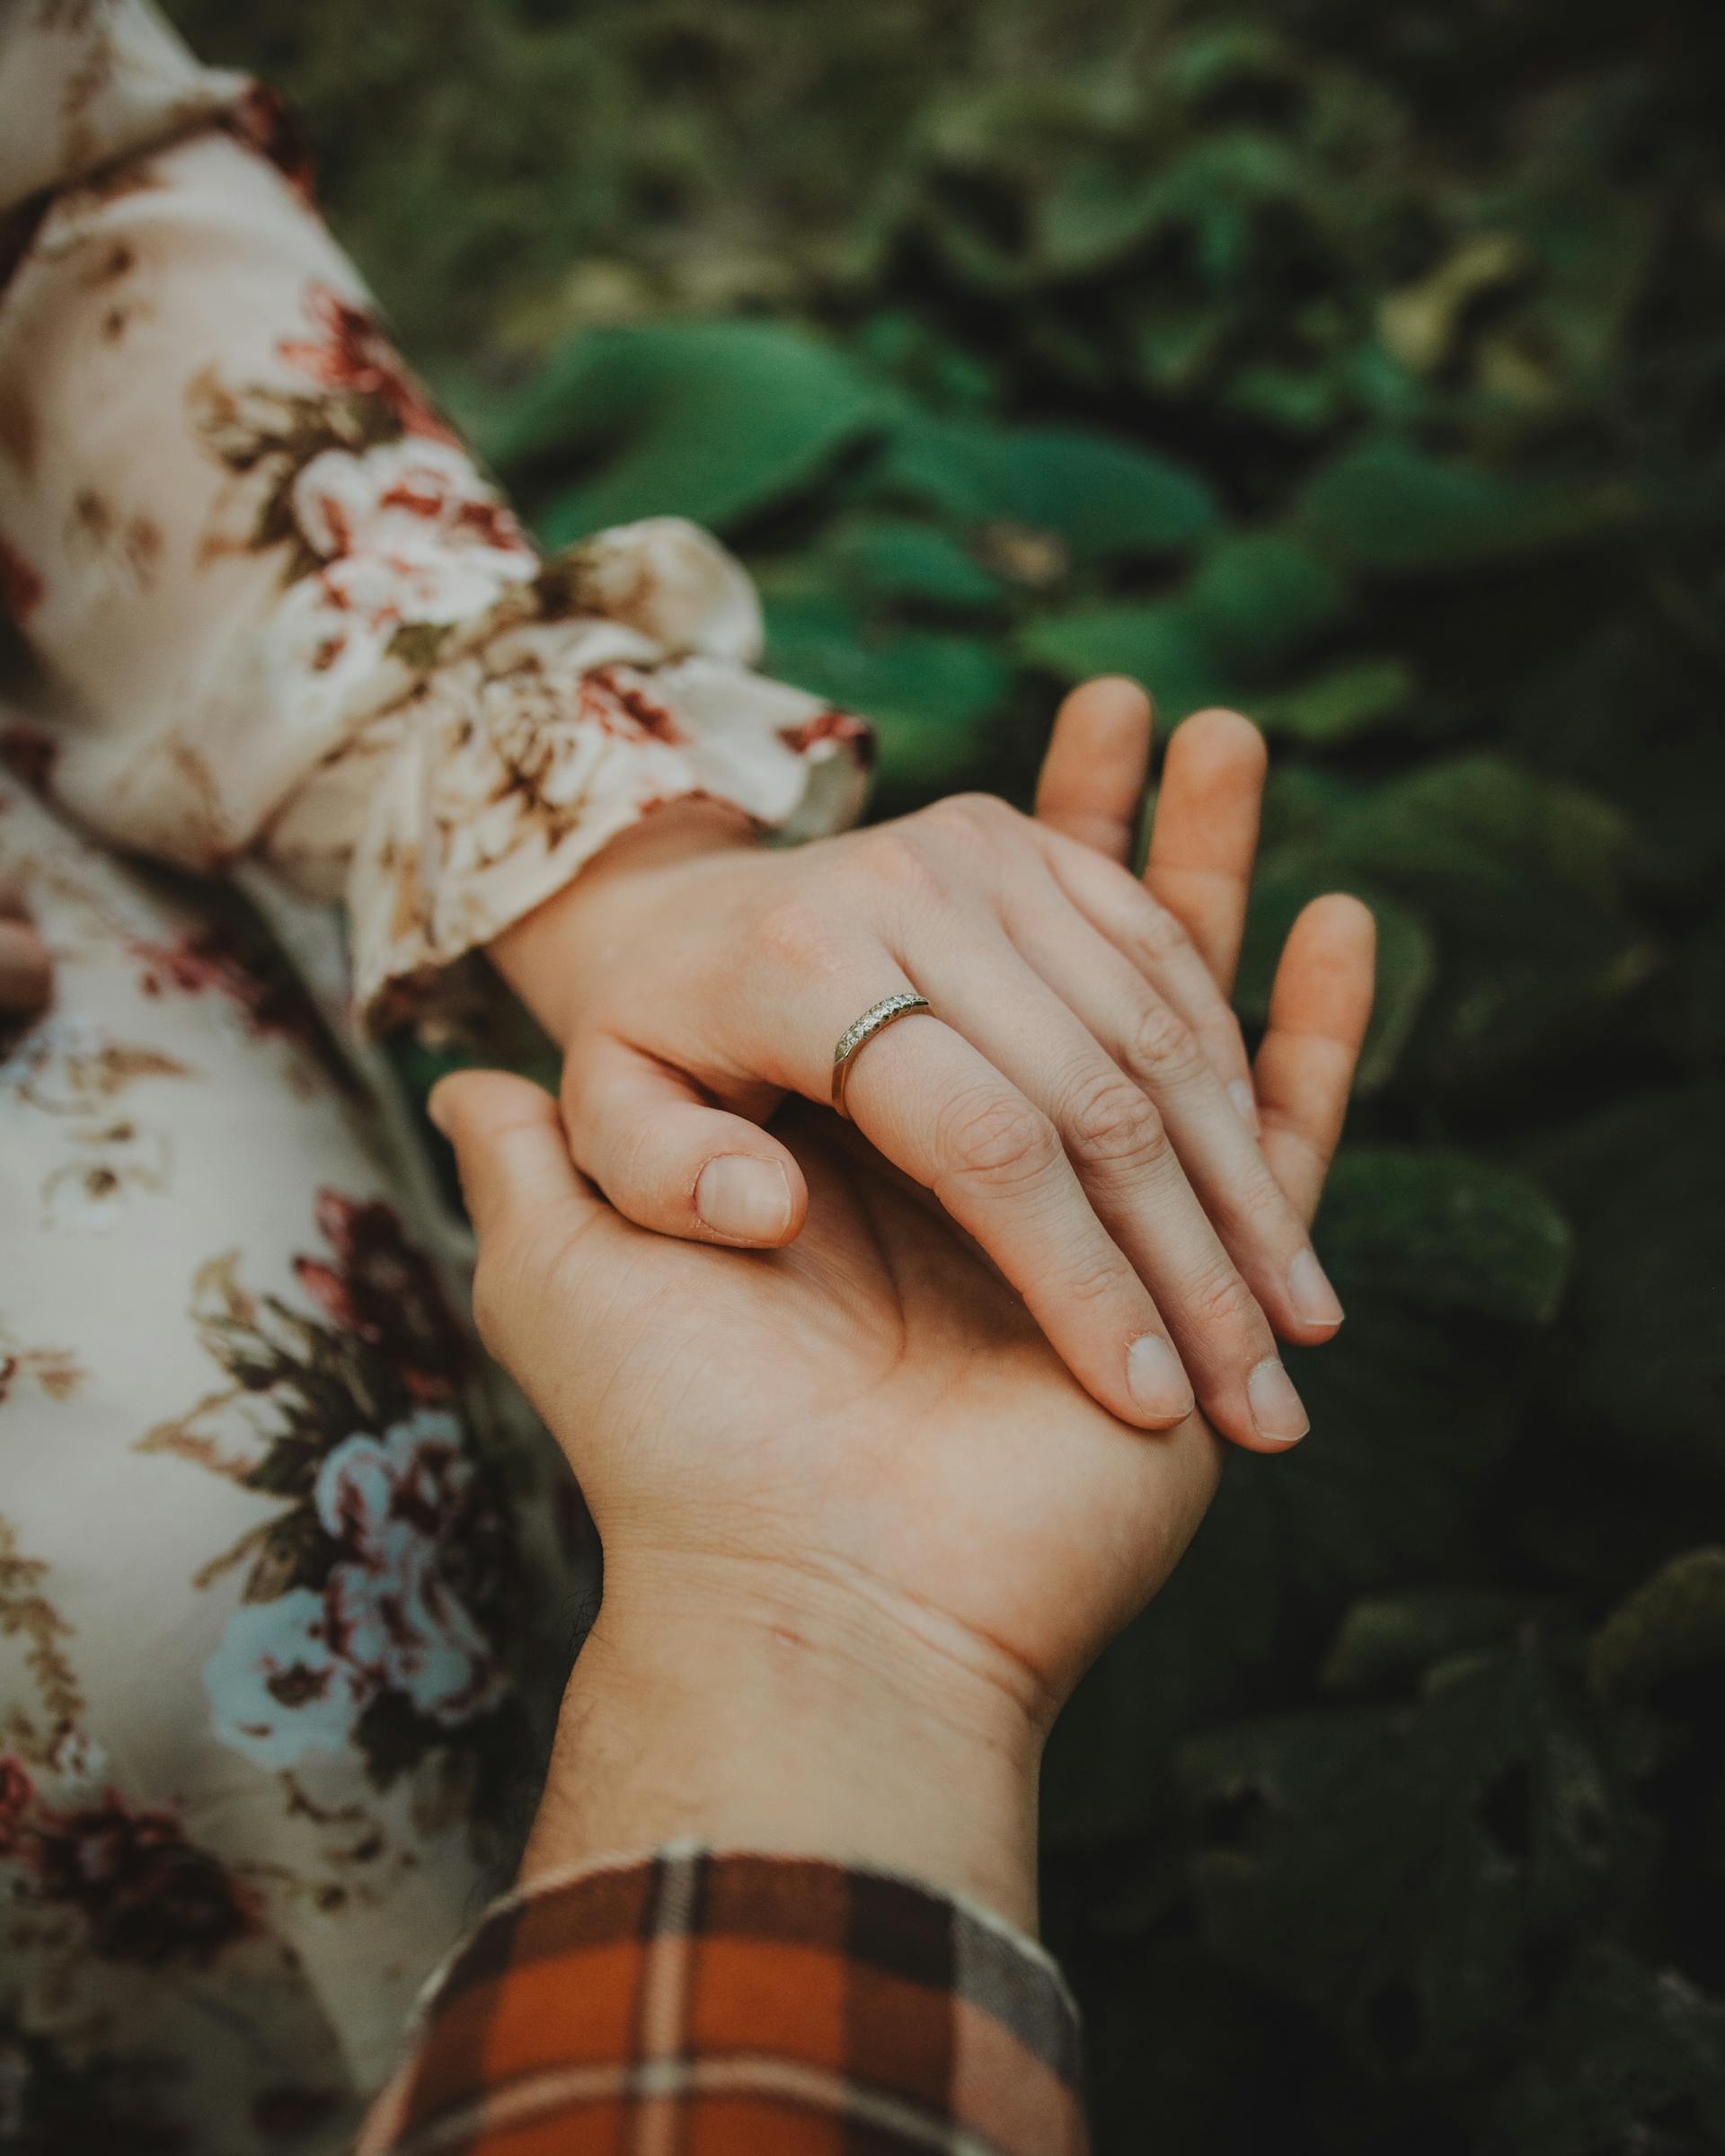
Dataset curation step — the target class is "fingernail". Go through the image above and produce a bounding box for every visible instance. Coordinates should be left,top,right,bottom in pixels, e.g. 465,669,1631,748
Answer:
1128,1334,1196,1424
1248,1356,1310,1445
696,1155,792,1241
1287,1248,1344,1330
1228,1079,1261,1135
426,1084,452,1136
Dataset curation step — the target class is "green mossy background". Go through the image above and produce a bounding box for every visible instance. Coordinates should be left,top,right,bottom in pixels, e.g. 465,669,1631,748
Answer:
169,2,1725,2147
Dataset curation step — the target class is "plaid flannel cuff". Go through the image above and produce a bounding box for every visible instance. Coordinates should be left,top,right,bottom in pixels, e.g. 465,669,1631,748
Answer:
385,1843,1087,2155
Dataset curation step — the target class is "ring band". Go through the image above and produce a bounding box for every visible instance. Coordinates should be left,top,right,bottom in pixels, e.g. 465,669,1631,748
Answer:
831,992,931,1118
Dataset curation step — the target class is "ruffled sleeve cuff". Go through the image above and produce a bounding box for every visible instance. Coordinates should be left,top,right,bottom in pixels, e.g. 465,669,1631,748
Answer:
277,517,872,1029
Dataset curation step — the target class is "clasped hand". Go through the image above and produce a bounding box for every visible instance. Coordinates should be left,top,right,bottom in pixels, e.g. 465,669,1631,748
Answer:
491,681,1358,1451
434,684,1373,1927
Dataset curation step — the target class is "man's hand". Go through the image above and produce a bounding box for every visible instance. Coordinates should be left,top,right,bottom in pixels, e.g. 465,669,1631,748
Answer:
490,681,1350,1452
440,687,1373,1928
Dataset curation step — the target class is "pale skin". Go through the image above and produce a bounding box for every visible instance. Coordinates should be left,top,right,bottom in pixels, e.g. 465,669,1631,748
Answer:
428,684,1376,1940
490,685,1353,1453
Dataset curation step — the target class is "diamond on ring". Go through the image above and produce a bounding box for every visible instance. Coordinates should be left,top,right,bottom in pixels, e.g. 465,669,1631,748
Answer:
830,992,932,1118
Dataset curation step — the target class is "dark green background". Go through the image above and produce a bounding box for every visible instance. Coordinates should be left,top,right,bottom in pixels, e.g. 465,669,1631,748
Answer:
169,2,1725,2148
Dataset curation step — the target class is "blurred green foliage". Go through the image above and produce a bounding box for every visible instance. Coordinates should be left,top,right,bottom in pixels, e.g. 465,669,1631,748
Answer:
171,0,1725,2147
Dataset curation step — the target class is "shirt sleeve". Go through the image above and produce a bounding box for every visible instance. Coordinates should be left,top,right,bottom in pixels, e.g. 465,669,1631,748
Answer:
0,2,871,1027
373,1846,1089,2156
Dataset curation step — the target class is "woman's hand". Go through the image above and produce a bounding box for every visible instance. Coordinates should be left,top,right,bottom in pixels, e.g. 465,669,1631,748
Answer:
0,877,51,1021
435,692,1373,1920
490,681,1351,1452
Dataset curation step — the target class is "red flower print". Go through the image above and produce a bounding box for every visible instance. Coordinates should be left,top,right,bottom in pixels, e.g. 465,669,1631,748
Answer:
128,922,329,1055
0,535,44,619
0,1754,33,1853
778,706,875,767
294,1190,468,1400
25,1791,257,1966
278,283,457,446
288,437,531,598
229,83,318,208
580,664,688,745
131,928,276,1018
376,470,524,558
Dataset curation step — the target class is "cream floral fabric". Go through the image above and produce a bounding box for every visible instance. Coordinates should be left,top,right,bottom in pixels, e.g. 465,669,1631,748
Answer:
0,0,870,1023
1,768,578,2154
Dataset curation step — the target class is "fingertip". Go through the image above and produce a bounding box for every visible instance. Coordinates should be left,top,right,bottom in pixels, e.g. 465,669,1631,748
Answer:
427,1067,562,1151
1126,1330,1197,1427
1047,677,1154,772
1066,674,1153,730
1278,894,1378,1034
1039,677,1155,857
1308,890,1378,964
1280,892,1378,979
425,1074,459,1136
427,1067,496,1137
693,1143,809,1247
429,1069,585,1245
1172,706,1268,778
1243,1355,1311,1450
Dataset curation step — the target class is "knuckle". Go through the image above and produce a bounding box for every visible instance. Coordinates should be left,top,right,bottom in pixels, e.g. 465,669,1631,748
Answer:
1233,1164,1303,1245
939,1086,1062,1189
938,789,1006,827
1137,902,1192,964
1183,1259,1262,1339
859,824,946,906
1122,996,1204,1086
1063,1065,1168,1170
1055,1248,1130,1313
916,791,1012,856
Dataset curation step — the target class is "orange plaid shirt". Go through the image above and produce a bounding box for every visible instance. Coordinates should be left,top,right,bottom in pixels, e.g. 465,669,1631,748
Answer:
376,1846,1088,2155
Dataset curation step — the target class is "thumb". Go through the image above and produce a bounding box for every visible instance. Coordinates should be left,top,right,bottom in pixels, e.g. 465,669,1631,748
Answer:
427,1069,597,1245
562,1036,809,1249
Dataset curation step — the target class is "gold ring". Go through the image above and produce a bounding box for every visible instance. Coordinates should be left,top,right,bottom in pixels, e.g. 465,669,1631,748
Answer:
831,993,931,1118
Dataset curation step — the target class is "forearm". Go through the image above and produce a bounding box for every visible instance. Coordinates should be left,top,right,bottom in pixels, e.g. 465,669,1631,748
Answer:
358,1549,1068,2154
524,1546,1044,1935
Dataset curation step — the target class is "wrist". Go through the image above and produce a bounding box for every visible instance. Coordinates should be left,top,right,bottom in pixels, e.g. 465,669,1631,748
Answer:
487,797,756,1044
520,1547,1044,1933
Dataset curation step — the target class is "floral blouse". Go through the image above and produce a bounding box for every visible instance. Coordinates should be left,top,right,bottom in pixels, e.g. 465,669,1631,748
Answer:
0,0,870,1024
